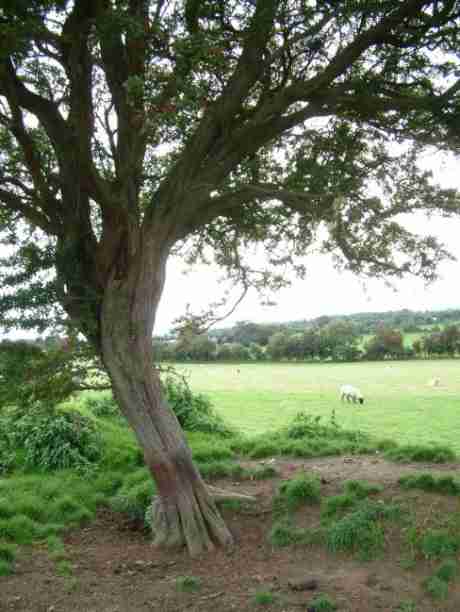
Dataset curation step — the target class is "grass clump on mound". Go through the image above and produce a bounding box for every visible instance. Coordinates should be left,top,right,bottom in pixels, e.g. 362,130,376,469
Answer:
385,444,456,464
274,472,321,516
325,499,403,560
233,411,378,460
399,473,460,495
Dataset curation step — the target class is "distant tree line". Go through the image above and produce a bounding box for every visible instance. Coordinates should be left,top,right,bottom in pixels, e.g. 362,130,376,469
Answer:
154,309,460,363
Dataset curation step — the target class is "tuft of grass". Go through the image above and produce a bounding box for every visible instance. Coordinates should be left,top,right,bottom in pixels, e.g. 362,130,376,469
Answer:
110,474,155,522
420,529,460,560
321,494,356,520
395,601,417,612
435,559,458,583
274,472,321,516
176,575,201,592
0,515,40,544
47,535,66,560
308,594,337,611
0,498,14,519
49,495,94,525
326,500,402,560
0,541,16,563
344,480,383,499
398,473,460,495
253,591,276,606
0,559,13,576
385,444,456,464
423,575,449,599
269,519,324,548
56,559,73,577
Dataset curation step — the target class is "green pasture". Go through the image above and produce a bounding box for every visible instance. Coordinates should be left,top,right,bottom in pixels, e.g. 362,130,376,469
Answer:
180,360,460,451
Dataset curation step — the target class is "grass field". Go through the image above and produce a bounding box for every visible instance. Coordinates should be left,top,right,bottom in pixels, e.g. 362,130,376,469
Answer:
180,360,460,451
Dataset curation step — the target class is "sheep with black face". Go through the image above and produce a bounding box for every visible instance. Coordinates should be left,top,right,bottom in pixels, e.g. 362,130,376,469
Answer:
340,384,364,404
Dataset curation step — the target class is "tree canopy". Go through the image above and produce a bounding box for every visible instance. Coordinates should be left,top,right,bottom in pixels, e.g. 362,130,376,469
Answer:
0,0,459,337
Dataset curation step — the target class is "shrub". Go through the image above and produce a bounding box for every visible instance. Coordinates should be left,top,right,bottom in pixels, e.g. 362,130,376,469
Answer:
5,407,103,470
49,495,94,525
162,375,234,436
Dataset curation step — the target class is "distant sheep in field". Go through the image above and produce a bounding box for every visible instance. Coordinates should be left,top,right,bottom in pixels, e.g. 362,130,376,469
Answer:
428,377,441,387
340,384,364,404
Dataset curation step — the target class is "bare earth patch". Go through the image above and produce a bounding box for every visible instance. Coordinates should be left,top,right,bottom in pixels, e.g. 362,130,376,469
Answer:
2,455,460,612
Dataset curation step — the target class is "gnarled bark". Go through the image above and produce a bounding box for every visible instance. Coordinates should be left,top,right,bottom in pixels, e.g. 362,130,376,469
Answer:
100,248,234,556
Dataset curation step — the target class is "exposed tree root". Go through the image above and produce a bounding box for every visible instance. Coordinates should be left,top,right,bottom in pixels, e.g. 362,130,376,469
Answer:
148,486,256,556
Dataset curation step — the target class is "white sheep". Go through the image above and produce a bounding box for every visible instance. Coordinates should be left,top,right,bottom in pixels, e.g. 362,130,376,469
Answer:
428,377,441,387
340,384,364,404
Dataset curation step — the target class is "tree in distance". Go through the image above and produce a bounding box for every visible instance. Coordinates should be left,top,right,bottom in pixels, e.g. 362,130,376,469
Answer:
0,0,459,555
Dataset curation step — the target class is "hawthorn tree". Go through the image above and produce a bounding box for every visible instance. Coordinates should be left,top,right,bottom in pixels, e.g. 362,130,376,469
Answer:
1,0,460,555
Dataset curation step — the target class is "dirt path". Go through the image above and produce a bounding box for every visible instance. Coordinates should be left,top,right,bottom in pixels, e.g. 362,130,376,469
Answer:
2,456,460,612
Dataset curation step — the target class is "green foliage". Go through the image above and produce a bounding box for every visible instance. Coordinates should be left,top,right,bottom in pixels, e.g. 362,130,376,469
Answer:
0,559,13,576
321,494,356,520
385,444,456,464
162,375,235,437
0,340,77,409
176,575,201,592
269,519,324,548
435,559,458,583
83,393,122,420
344,480,383,499
3,407,103,470
398,473,460,495
253,591,276,606
49,495,94,526
423,575,449,599
0,541,16,563
326,500,402,560
308,594,337,611
0,515,40,544
420,530,460,560
274,472,321,516
110,469,155,522
395,601,417,612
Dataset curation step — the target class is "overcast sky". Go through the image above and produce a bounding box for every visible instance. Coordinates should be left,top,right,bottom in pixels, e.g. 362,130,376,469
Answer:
156,149,460,334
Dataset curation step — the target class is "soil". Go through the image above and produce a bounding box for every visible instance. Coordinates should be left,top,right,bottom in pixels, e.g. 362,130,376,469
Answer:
2,455,460,612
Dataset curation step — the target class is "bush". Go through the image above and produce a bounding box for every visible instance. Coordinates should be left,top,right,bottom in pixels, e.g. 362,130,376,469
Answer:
4,406,103,470
162,375,234,436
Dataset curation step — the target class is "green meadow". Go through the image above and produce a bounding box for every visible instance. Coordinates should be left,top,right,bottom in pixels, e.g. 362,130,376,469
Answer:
180,360,460,451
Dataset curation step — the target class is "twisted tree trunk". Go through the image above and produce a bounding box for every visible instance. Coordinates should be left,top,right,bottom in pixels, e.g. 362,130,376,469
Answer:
99,247,234,556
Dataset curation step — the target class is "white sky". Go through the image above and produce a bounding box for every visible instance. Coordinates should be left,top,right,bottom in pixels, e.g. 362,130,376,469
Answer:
156,149,460,334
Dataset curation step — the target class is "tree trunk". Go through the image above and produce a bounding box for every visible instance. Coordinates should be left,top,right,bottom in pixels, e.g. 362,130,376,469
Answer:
100,248,233,556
